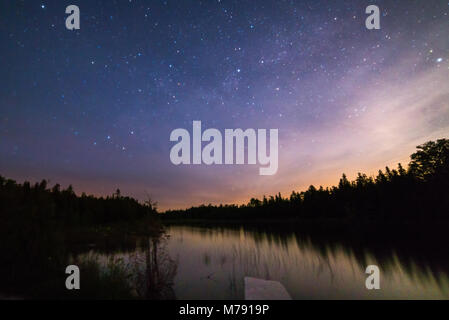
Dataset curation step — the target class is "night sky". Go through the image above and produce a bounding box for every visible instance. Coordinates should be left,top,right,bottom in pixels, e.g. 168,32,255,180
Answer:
1,0,448,210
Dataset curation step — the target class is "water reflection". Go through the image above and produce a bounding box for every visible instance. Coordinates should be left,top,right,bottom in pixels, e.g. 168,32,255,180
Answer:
133,236,178,299
77,235,177,299
165,225,449,299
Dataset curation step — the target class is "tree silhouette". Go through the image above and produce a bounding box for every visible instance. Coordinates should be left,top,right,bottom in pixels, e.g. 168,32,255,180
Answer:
409,139,449,181
163,138,449,221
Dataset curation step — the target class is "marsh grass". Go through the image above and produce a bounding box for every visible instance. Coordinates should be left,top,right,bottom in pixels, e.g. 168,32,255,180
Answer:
71,235,178,300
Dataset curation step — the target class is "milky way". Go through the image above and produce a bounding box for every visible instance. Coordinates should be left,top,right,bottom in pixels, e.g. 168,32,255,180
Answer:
1,0,448,210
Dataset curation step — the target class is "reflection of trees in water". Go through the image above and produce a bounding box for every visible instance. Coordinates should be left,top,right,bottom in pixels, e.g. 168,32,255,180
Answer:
172,223,449,293
77,234,178,300
132,235,178,299
290,227,449,289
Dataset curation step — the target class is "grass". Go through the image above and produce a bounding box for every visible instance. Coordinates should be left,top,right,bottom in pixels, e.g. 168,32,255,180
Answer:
0,217,175,300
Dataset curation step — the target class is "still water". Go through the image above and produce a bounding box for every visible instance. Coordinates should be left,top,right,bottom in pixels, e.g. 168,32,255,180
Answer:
164,225,449,299
81,224,449,299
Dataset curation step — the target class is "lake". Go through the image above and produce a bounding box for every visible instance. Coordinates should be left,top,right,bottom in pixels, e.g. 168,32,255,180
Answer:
79,223,449,299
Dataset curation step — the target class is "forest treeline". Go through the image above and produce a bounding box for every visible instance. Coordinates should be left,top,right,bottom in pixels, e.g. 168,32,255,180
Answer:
1,139,448,297
0,176,159,298
0,178,157,226
163,139,449,221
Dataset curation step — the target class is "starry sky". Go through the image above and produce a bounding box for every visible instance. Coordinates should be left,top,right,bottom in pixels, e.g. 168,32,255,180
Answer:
1,0,448,210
